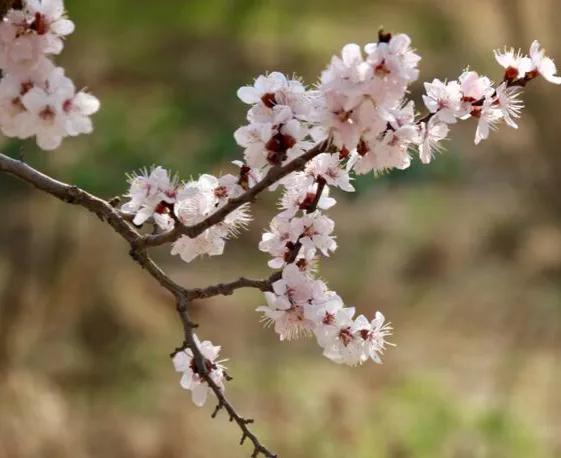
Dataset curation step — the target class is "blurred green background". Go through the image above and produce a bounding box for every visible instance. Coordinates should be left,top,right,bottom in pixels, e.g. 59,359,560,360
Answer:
1,0,561,457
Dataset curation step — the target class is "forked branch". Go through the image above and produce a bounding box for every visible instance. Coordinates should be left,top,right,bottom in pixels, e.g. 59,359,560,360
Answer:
0,141,330,457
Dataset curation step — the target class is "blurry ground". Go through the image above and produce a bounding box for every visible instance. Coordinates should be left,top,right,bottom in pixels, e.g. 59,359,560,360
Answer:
1,0,561,457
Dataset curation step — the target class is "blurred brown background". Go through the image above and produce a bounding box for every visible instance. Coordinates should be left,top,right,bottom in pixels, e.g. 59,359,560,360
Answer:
1,0,561,457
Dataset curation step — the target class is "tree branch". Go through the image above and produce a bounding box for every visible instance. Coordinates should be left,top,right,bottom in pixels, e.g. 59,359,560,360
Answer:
0,139,334,456
283,176,328,265
186,276,276,301
175,297,277,458
184,172,330,301
0,153,140,244
0,151,277,457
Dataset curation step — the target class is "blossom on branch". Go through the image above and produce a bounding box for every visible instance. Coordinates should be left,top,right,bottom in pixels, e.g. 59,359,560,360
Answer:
528,40,561,84
172,336,227,407
494,47,532,81
171,174,251,262
122,166,179,229
257,264,329,341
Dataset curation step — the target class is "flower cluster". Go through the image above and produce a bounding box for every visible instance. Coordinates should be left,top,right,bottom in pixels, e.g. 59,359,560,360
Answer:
122,166,179,230
256,125,392,365
249,35,419,364
171,173,251,263
250,35,559,367
257,265,392,365
234,72,314,171
421,40,561,153
115,32,559,404
172,335,227,407
122,166,251,262
314,34,422,175
0,0,99,150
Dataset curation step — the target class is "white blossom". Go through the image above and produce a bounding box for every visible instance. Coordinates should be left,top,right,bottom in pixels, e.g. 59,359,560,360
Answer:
304,294,345,343
172,336,226,407
259,214,298,269
305,153,355,192
529,40,561,84
171,230,227,263
0,0,74,73
422,79,463,123
170,174,251,262
238,72,311,122
474,96,502,145
458,70,494,105
317,307,363,365
237,72,289,106
234,118,310,170
278,174,336,217
495,83,523,129
292,212,337,258
364,33,421,87
494,47,532,81
234,122,274,169
256,264,328,340
314,307,392,366
121,166,178,229
418,119,449,164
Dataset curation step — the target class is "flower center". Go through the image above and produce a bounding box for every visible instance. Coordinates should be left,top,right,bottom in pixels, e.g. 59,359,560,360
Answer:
30,13,48,35
11,97,25,112
322,312,335,325
266,132,296,165
214,185,228,199
374,61,390,77
189,357,216,377
504,66,519,81
298,192,316,211
357,139,369,156
359,329,371,340
339,327,354,346
20,81,33,95
261,92,277,108
39,106,55,121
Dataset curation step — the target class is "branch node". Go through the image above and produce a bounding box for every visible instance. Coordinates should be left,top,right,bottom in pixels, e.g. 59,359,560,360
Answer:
211,401,224,418
108,196,121,207
169,341,188,358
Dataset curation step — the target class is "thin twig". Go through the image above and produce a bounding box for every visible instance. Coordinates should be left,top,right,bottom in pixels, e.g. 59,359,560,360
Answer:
186,276,275,300
176,297,277,458
283,176,328,265
0,154,140,244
